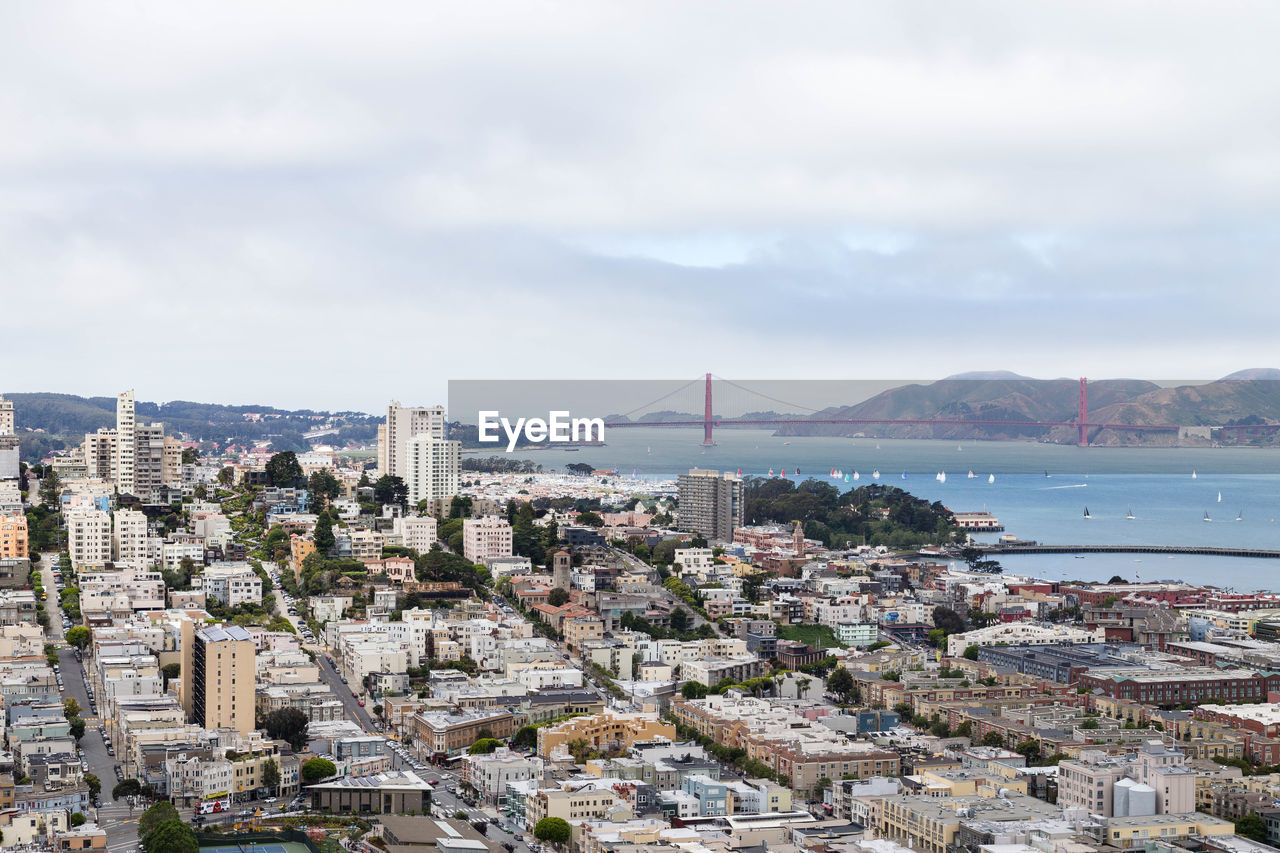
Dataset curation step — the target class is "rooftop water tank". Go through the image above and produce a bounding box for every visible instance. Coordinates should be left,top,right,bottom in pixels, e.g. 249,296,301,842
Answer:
1113,777,1136,817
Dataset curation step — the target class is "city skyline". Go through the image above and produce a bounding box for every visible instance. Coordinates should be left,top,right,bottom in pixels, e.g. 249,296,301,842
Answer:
2,3,1279,409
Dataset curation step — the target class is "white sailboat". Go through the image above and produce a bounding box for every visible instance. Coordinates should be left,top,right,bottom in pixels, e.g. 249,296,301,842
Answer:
988,473,995,483
872,470,880,480
1237,509,1244,521
967,470,976,479
1192,470,1197,479
852,471,860,480
1126,507,1135,519
1218,491,1223,503
936,471,946,483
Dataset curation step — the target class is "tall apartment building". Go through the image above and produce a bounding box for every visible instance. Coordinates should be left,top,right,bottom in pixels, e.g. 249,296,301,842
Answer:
81,390,180,495
463,515,513,562
112,509,150,568
66,509,113,569
380,402,446,479
180,622,256,734
0,395,17,480
405,435,460,506
0,514,27,559
676,469,743,542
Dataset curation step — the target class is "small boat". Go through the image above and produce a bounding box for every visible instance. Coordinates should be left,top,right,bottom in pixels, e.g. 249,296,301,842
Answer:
1044,470,1050,478
1192,470,1198,479
988,473,995,483
781,469,787,477
768,468,774,477
844,473,850,483
901,472,908,479
1083,506,1091,519
872,469,880,480
1218,491,1222,503
1204,510,1212,522
852,471,860,480
1237,509,1244,521
967,470,976,479
957,445,963,451
736,469,742,477
937,472,946,483
1126,507,1135,519
783,441,792,446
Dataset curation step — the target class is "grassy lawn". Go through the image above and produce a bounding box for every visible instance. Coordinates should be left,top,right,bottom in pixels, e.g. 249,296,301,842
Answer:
776,623,845,649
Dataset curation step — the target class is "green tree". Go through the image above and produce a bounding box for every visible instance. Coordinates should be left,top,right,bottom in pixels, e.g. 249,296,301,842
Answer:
113,779,143,800
217,466,235,486
308,469,341,511
963,645,980,661
262,758,281,796
826,667,856,704
70,812,86,828
192,483,208,500
534,817,572,846
468,738,504,755
68,717,85,740
314,511,335,554
63,697,81,718
138,802,180,838
576,510,605,528
982,731,1004,747
1236,813,1267,842
512,726,538,749
301,757,337,785
681,681,709,699
1014,740,1041,762
161,662,180,690
669,606,690,633
931,606,965,635
144,818,198,853
85,773,100,799
547,587,570,607
181,448,200,465
265,452,304,487
373,475,408,508
65,625,91,649
38,469,63,507
262,708,310,752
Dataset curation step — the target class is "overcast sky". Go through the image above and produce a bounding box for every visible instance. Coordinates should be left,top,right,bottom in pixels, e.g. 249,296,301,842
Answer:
1,2,1276,413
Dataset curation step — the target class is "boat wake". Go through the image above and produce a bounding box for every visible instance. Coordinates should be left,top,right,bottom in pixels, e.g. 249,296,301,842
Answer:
1043,483,1088,490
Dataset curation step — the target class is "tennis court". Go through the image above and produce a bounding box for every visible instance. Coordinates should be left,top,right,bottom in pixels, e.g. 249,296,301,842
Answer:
199,844,311,853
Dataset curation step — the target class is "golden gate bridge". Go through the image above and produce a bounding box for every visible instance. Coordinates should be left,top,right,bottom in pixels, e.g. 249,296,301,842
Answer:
603,375,1274,447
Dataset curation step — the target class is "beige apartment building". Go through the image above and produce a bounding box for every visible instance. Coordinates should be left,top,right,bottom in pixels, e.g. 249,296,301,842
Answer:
111,509,149,568
66,509,112,569
380,402,446,479
463,515,513,562
405,435,461,507
180,622,256,734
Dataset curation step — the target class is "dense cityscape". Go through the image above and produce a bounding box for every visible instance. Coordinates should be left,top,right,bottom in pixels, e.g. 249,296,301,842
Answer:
0,390,1277,853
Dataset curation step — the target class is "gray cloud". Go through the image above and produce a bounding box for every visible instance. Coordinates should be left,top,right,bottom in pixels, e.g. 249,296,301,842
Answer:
0,1,1277,411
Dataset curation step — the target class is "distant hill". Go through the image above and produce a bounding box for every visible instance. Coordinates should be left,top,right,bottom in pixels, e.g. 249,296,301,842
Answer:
1221,368,1280,381
4,392,379,462
776,376,1280,445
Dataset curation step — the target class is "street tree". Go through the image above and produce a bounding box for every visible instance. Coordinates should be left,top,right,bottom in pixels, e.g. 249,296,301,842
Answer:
144,818,198,853
113,779,143,800
262,759,281,796
681,681,709,700
534,817,572,846
65,626,92,649
138,802,180,838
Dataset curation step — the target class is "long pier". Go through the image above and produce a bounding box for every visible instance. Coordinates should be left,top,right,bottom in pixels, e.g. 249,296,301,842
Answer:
981,544,1280,559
